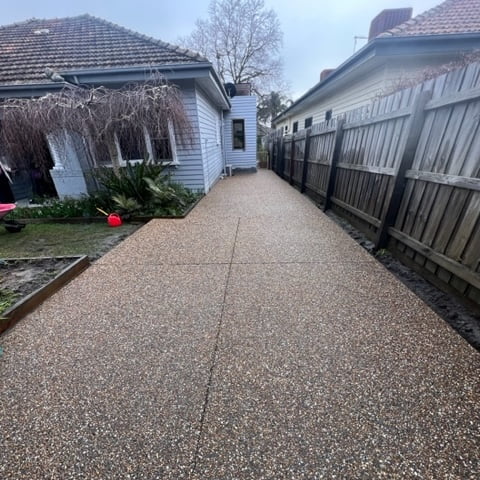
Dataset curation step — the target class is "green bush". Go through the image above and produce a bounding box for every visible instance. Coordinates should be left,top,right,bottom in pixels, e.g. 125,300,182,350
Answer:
8,163,200,219
95,162,167,204
10,194,111,219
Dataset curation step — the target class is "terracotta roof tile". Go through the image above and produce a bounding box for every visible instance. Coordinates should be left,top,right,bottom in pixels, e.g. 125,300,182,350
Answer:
380,0,480,37
0,14,207,86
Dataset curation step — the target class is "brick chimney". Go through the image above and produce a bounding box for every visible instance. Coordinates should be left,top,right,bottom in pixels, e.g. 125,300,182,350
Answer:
320,69,335,82
368,8,412,40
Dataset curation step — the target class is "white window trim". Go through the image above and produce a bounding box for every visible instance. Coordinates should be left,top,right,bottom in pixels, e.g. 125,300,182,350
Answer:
115,121,179,167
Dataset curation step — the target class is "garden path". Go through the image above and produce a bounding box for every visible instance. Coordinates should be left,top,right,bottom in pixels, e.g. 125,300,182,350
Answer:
0,170,479,479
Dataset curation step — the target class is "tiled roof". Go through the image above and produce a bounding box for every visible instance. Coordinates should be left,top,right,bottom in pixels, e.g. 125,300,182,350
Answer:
0,14,207,86
380,0,480,37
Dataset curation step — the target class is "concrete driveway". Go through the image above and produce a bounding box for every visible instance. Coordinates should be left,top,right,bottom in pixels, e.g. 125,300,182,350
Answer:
0,170,479,479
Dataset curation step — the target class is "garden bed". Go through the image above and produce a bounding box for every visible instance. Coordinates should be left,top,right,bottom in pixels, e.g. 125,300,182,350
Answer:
0,256,89,335
11,193,203,224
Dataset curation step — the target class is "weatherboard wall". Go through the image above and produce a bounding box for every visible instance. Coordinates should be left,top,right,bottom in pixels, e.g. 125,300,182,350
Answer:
276,65,387,133
223,95,257,170
169,81,206,192
195,85,224,192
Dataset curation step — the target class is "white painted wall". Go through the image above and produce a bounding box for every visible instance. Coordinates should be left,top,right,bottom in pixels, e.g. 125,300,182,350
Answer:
223,95,257,171
277,64,387,133
169,81,206,192
195,86,224,192
276,53,463,134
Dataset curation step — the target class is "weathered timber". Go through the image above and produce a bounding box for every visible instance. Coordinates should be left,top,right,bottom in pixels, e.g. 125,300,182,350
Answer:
301,129,311,193
331,197,381,227
388,227,480,291
323,118,345,211
405,170,480,191
374,90,432,249
337,163,395,176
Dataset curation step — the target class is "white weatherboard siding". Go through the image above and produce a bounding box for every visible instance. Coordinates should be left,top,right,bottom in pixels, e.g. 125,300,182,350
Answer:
276,52,464,134
224,96,257,170
170,81,205,192
277,65,387,133
196,85,224,192
382,56,456,91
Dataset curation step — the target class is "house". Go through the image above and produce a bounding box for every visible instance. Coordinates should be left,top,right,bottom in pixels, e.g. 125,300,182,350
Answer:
274,0,480,133
0,15,257,200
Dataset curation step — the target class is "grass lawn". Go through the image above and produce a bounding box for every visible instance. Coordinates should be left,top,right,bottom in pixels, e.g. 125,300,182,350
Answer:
0,222,142,259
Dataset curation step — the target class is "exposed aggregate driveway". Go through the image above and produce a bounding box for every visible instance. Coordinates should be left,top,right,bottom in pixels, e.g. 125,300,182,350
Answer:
0,170,479,479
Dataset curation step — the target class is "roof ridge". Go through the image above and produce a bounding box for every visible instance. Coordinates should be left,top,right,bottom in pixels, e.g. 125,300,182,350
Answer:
378,0,458,37
81,13,208,63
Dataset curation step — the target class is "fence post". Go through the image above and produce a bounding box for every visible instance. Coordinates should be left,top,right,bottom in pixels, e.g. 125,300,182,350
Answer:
268,138,273,170
289,135,296,185
323,118,345,211
300,129,311,193
374,90,432,250
279,137,285,178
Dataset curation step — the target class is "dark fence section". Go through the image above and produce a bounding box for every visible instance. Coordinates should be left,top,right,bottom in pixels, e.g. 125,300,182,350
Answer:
267,62,480,310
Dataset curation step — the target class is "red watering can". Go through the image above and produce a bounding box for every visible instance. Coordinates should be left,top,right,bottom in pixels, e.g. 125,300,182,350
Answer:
97,208,123,227
107,213,122,227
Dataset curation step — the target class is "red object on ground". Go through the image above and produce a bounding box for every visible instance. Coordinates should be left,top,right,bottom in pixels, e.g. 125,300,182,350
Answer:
107,213,122,227
0,203,16,220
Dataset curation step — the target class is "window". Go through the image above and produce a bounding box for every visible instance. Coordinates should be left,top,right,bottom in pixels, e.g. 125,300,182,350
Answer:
113,122,177,166
292,121,298,133
232,119,245,150
149,121,177,164
325,110,333,122
304,117,313,129
117,129,145,161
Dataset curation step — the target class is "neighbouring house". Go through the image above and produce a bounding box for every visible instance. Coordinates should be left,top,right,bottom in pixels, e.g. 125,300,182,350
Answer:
274,0,480,133
0,15,257,200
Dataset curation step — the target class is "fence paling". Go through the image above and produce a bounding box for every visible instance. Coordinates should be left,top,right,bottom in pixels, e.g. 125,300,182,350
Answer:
374,90,432,250
300,130,311,193
265,61,480,309
323,118,345,211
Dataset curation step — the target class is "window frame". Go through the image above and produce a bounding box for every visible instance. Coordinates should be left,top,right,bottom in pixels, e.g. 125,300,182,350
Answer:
232,119,246,150
304,117,313,129
292,121,298,133
115,121,178,167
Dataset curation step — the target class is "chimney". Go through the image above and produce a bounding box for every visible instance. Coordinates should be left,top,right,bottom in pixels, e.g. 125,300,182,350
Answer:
320,69,335,82
368,8,412,40
235,83,252,96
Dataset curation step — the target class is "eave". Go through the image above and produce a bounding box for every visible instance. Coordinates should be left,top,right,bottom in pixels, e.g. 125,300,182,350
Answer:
274,32,480,124
0,62,231,109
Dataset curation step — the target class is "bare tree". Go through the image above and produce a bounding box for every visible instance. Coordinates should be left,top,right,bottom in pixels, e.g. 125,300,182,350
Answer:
180,0,284,94
0,79,191,175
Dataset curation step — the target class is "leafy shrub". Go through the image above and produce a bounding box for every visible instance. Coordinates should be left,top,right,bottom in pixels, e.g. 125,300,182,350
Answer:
10,194,111,219
95,162,167,204
8,163,200,220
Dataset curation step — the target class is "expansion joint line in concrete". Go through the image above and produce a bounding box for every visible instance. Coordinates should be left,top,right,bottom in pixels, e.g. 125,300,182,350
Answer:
191,216,241,474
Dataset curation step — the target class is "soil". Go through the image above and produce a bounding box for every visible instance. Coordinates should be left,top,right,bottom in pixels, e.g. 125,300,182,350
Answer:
0,227,140,314
326,210,480,352
0,257,74,302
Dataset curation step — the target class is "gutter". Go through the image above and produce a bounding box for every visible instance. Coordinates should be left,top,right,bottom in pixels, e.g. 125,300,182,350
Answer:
274,32,480,123
0,82,66,98
61,62,231,107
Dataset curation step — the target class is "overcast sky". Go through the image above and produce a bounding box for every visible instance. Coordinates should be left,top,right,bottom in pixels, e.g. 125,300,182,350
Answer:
5,0,441,99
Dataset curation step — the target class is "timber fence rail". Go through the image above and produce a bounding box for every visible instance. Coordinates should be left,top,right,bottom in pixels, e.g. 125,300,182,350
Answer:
267,62,480,310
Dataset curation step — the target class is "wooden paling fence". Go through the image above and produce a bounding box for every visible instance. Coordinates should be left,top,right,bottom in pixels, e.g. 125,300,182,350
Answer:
268,62,480,310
